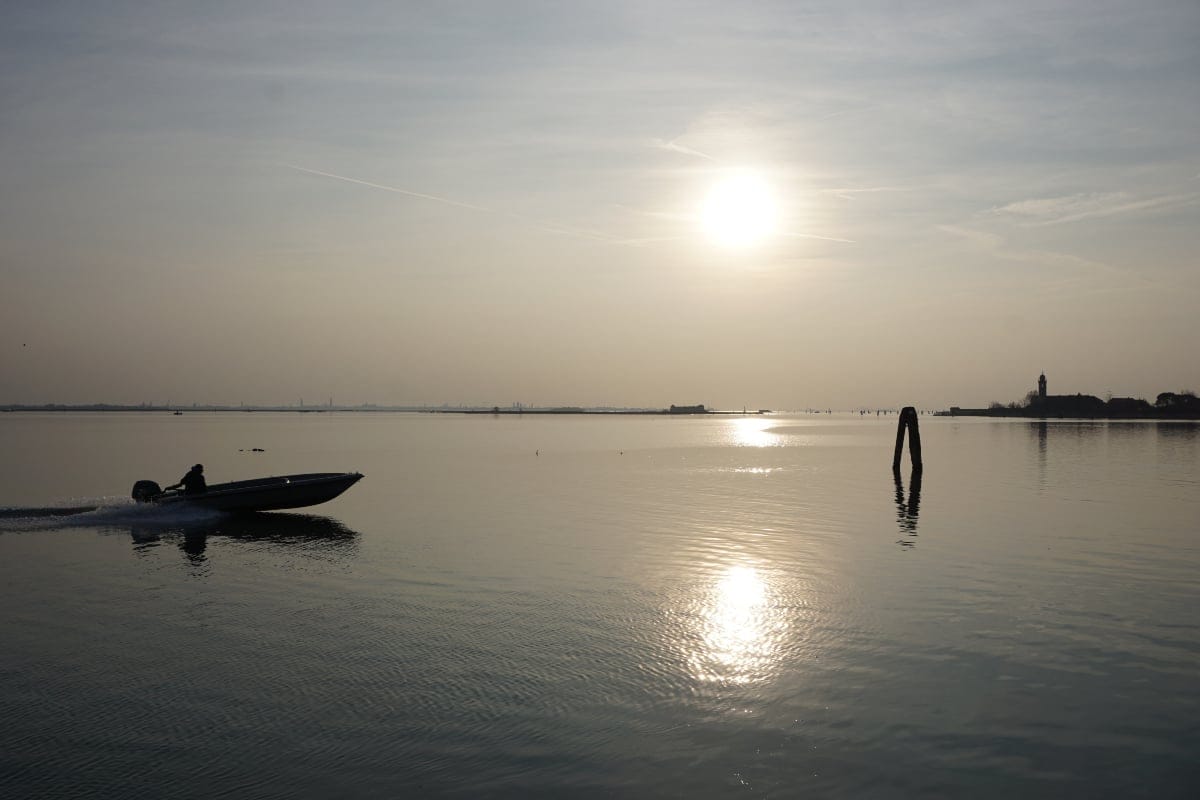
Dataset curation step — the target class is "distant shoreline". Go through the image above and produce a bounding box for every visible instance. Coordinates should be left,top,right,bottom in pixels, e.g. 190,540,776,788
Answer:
459,408,770,416
944,379,1200,421
941,408,1200,421
4,404,1197,420
0,404,771,416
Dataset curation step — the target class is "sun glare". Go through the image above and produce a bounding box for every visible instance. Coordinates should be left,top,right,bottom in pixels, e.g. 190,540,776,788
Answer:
688,563,785,685
700,171,779,248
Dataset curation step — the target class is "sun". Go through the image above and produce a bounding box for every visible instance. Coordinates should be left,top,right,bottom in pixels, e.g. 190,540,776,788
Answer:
700,171,779,248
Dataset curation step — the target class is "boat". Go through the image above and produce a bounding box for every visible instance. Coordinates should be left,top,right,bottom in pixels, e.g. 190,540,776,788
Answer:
131,472,364,513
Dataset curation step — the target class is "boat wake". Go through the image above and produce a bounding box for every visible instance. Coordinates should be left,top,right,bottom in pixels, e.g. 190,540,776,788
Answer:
0,498,224,532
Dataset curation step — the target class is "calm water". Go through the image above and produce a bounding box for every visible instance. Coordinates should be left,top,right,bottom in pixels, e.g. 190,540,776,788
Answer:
1,412,1197,798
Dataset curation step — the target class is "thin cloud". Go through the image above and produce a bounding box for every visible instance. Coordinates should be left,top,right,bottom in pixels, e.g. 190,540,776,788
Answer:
651,138,716,161
939,223,1123,279
613,205,694,222
283,163,621,244
937,224,1003,250
779,231,857,244
991,191,1199,226
820,186,914,202
819,104,882,120
611,236,689,247
282,164,491,213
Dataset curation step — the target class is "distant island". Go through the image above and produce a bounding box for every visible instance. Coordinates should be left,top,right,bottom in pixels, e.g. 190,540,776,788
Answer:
946,373,1200,419
0,402,772,416
464,404,771,416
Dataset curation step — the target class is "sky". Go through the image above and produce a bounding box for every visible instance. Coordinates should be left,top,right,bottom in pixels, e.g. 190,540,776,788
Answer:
2,0,1198,410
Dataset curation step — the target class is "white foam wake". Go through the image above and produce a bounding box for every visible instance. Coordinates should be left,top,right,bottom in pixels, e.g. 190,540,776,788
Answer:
0,497,225,531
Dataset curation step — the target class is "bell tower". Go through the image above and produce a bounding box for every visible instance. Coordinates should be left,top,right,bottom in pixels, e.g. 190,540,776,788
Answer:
1038,372,1047,402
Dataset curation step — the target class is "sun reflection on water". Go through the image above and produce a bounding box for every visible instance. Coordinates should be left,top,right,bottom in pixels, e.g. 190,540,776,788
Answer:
727,417,782,447
688,563,790,685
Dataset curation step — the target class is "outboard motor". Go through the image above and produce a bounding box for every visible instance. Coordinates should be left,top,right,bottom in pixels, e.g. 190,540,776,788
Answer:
131,480,162,503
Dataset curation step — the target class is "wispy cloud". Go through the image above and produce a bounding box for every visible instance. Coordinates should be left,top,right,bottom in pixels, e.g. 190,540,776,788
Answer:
614,206,692,222
991,192,1199,226
937,224,1003,250
819,186,914,202
780,231,857,244
938,223,1133,287
610,236,689,247
283,164,491,212
283,164,623,244
650,138,716,161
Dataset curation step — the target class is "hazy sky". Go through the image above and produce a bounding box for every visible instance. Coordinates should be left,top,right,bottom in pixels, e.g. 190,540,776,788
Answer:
3,1,1198,409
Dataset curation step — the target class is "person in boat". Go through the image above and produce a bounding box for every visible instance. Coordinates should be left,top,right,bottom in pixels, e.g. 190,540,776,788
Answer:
165,464,207,495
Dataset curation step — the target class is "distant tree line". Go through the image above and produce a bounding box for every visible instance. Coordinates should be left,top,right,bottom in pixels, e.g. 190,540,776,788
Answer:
1156,391,1199,409
979,389,1199,418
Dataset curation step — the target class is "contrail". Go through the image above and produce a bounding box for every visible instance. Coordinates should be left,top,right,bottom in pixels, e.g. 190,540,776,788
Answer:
282,164,491,213
781,231,857,244
653,138,716,161
282,163,620,243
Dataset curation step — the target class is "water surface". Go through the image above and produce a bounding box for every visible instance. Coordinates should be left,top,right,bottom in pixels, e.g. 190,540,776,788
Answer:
1,413,1197,798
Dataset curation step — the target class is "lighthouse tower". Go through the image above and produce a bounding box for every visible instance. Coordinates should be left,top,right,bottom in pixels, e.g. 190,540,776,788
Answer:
1038,372,1047,402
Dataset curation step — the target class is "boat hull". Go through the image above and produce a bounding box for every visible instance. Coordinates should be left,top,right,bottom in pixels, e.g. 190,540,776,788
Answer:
153,472,363,513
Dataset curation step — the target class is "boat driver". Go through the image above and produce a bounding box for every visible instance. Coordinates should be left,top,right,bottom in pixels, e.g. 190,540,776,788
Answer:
166,464,207,495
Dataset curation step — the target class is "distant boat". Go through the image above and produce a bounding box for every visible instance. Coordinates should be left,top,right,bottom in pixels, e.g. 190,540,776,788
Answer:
132,472,363,513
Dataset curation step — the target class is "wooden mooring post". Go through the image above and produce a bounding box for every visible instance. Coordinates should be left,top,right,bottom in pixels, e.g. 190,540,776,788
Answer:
892,406,923,471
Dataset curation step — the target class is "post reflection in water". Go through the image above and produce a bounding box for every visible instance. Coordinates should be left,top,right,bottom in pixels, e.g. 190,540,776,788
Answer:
893,467,923,548
687,562,793,686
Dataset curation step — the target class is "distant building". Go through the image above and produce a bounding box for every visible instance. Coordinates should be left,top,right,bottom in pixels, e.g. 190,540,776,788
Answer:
947,374,1198,419
1029,372,1104,416
1038,393,1106,417
1106,397,1153,415
667,402,700,417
